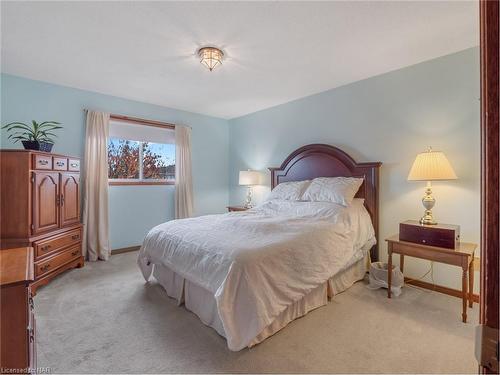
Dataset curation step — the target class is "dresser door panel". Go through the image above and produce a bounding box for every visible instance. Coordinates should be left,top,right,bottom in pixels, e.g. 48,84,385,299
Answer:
32,172,59,235
60,173,80,227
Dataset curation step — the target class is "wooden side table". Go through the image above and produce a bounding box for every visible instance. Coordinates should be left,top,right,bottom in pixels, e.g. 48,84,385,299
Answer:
227,206,249,212
385,235,477,323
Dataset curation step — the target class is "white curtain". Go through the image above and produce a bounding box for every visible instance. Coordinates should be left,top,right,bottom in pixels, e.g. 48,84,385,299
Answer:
175,125,194,219
82,111,111,261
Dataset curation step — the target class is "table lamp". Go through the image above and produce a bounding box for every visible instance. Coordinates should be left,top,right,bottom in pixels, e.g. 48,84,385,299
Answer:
407,147,457,225
239,170,260,208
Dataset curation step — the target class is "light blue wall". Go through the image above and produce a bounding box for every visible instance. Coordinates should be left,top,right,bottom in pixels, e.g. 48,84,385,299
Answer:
228,47,480,291
1,74,229,249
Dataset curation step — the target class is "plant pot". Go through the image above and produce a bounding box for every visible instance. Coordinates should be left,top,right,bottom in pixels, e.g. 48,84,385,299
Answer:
21,141,54,152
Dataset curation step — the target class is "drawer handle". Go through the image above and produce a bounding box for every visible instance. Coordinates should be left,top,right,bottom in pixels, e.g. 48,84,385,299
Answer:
41,245,51,252
38,159,49,165
70,163,79,168
71,234,80,240
71,250,80,256
56,161,65,166
40,264,50,272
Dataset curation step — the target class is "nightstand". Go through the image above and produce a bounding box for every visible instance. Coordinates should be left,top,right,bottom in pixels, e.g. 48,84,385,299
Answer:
385,235,477,323
227,206,249,212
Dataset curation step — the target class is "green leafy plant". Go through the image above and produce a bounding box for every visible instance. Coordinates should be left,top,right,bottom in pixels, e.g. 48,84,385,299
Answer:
2,120,63,144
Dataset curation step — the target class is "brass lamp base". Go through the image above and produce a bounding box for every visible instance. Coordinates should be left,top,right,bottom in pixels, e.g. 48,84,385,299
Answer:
420,211,437,225
420,181,437,225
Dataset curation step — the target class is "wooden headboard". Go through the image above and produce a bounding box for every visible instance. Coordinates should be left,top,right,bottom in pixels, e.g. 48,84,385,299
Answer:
269,144,382,261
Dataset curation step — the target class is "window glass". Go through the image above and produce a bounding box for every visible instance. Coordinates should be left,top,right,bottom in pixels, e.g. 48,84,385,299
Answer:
108,138,140,179
142,142,176,181
107,120,175,184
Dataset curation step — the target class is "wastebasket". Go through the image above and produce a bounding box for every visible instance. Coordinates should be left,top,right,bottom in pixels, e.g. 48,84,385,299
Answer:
367,261,404,296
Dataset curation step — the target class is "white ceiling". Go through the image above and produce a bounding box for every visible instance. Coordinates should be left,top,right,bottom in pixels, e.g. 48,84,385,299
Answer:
1,1,478,120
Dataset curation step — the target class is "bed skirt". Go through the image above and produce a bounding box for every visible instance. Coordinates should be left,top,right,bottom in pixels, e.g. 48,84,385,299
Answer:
151,253,369,349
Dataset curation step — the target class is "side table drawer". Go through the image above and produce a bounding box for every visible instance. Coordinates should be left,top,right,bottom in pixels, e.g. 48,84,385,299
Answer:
391,242,463,266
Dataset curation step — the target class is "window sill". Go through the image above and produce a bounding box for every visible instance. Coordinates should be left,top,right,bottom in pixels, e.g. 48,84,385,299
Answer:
109,180,175,186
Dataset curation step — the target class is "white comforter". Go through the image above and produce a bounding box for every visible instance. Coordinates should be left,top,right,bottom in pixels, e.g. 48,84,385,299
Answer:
138,199,374,351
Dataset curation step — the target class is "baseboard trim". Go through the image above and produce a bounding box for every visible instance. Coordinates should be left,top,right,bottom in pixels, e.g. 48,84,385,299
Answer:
112,246,140,255
404,277,479,303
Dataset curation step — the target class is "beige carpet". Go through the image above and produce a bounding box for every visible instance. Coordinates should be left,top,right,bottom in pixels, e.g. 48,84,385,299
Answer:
35,252,478,374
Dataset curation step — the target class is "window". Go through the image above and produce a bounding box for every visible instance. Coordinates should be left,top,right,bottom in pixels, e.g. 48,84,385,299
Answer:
107,119,175,185
142,142,175,180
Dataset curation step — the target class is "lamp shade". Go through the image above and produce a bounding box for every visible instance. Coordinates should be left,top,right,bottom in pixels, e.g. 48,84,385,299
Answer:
407,149,457,181
239,170,260,186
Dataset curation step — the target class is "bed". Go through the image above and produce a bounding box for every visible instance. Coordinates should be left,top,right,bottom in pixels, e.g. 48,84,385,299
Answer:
138,144,381,351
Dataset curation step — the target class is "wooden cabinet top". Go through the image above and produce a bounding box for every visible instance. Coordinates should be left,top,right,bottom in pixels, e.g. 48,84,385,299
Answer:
0,149,80,160
0,247,34,286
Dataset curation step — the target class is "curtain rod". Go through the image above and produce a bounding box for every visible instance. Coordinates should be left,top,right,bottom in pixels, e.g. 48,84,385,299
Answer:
84,109,175,130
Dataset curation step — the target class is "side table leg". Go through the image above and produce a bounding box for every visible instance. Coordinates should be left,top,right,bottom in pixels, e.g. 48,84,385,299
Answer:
400,254,405,273
387,244,393,299
468,257,474,308
462,266,468,323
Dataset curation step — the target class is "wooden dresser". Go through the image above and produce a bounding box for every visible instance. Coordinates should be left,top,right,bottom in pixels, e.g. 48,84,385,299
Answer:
1,150,84,294
0,247,36,372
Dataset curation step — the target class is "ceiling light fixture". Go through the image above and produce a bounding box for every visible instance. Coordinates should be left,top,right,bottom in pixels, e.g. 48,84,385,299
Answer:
198,46,224,71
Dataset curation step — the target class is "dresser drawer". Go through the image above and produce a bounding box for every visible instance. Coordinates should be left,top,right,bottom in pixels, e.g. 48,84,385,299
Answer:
68,159,80,172
53,157,68,171
32,154,52,170
35,245,81,278
34,229,81,260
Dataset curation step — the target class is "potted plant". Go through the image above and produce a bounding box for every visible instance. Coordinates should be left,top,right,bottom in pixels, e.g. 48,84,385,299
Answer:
2,120,63,152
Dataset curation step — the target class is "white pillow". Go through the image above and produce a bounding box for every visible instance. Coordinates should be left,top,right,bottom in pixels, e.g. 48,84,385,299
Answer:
302,177,364,206
267,180,311,201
